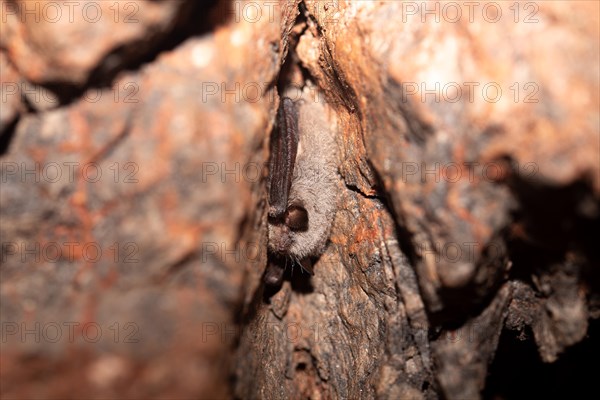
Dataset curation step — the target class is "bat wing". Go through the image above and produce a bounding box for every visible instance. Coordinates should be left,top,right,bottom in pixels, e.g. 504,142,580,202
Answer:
269,97,298,218
299,258,314,275
264,260,285,286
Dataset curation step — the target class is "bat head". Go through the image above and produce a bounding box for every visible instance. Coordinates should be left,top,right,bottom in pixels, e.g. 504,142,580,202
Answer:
267,201,308,255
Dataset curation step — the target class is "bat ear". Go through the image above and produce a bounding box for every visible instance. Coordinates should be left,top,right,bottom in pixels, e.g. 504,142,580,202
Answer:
268,97,298,218
285,204,308,231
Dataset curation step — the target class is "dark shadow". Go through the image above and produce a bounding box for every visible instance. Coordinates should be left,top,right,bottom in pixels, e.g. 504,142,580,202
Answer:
32,0,229,106
0,114,19,155
482,175,600,398
289,260,315,294
506,176,600,302
261,255,315,302
483,319,599,399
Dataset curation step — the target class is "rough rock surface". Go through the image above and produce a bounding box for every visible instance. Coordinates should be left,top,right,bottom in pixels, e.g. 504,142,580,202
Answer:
0,0,197,86
1,0,277,398
1,1,598,399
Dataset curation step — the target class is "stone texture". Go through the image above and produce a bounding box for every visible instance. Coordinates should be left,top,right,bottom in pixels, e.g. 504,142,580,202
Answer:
1,1,598,399
0,0,190,86
236,1,598,399
1,1,279,398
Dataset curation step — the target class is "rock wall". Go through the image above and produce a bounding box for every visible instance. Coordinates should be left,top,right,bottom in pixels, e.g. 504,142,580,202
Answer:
1,1,598,399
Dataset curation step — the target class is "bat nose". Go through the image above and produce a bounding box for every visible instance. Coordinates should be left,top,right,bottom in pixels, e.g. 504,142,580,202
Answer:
277,233,292,254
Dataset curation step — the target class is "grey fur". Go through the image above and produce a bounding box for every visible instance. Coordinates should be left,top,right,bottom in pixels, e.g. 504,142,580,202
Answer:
268,87,339,263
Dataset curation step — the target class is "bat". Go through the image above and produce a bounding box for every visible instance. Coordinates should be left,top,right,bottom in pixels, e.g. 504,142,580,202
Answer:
265,88,339,286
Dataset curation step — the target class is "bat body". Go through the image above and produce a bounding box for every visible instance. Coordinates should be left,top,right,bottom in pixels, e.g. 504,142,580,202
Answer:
265,88,339,285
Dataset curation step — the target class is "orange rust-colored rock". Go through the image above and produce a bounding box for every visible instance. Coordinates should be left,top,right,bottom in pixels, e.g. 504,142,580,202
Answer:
0,0,193,86
1,1,598,399
1,1,279,398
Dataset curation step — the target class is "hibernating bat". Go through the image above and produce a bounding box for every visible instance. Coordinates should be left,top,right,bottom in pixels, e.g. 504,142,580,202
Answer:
265,86,339,285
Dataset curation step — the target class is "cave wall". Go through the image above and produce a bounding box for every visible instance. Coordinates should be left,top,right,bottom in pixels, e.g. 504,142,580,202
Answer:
1,1,598,399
